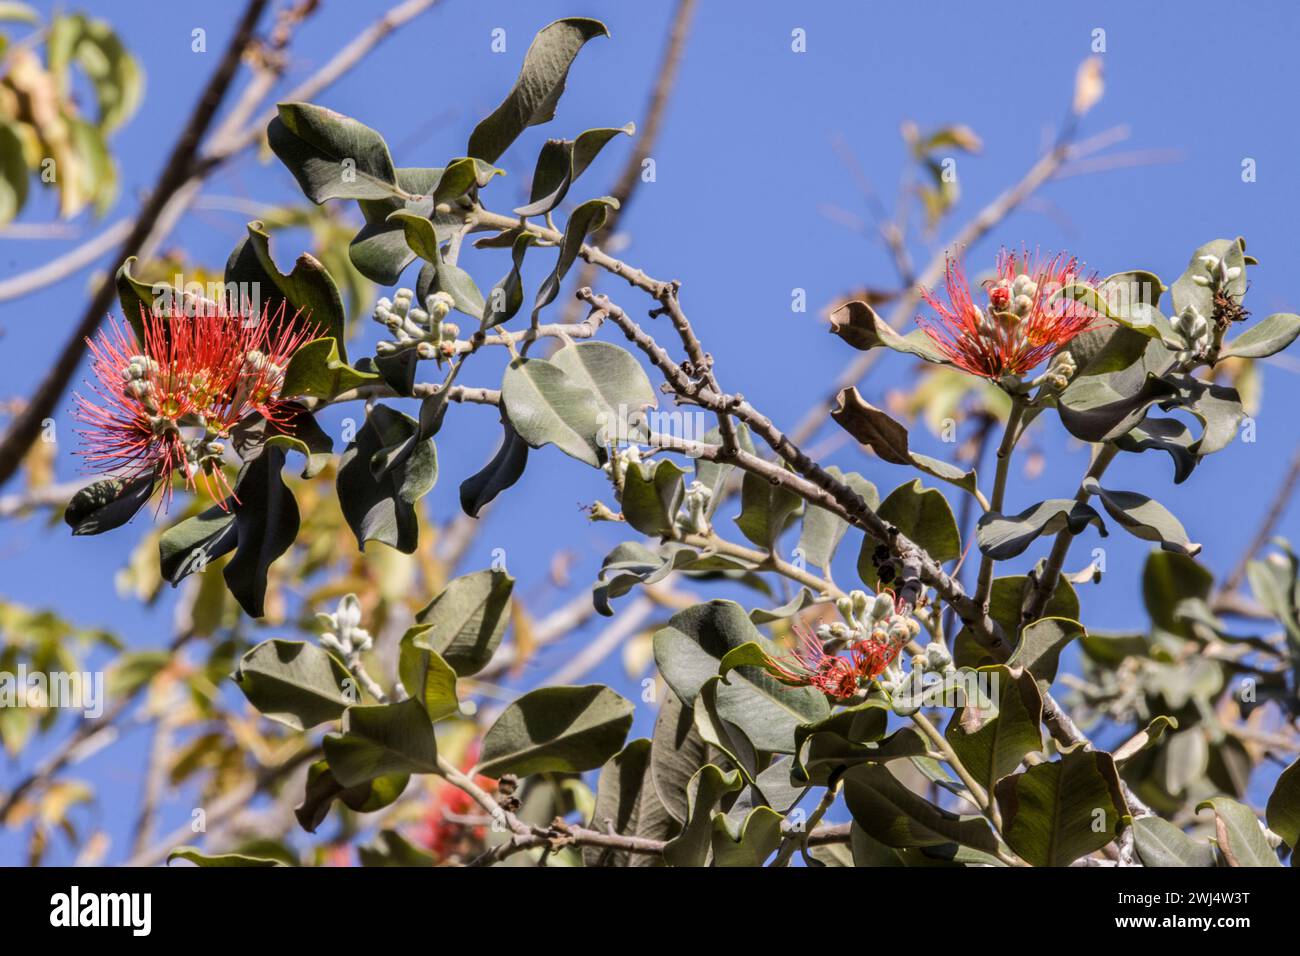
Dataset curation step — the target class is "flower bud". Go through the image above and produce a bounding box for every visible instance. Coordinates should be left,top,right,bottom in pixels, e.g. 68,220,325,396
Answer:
924,641,952,670
835,595,855,625
1012,273,1038,300
870,591,895,621
849,589,870,620
887,619,912,645
988,280,1012,310
426,291,455,322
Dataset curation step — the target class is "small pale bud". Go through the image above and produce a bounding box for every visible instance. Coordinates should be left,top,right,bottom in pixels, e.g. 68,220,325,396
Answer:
1011,274,1038,300
870,592,895,621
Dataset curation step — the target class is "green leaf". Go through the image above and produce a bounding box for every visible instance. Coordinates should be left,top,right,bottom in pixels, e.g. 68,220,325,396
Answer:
476,684,634,778
830,388,982,500
652,600,829,753
1057,372,1180,443
295,760,409,833
830,386,911,464
1113,716,1179,765
662,764,744,867
736,462,804,551
1246,546,1300,649
994,747,1128,867
467,18,610,163
1056,280,1181,348
431,156,503,204
1165,374,1244,457
955,574,1079,668
590,541,764,616
1132,816,1218,867
337,404,437,554
711,805,785,867
388,209,485,320
1115,416,1197,484
843,763,1002,853
223,448,300,618
500,355,603,466
397,634,459,721
516,123,635,217
944,665,1043,793
280,336,378,401
794,699,924,786
748,587,818,625
797,466,878,575
1196,797,1281,867
829,300,951,364
324,698,439,787
168,847,284,867
552,341,657,446
263,403,334,479
1061,320,1154,379
585,738,676,867
975,499,1105,561
233,639,358,731
158,506,237,584
224,220,348,358
650,689,713,825
1084,478,1201,556
482,231,537,328
532,197,619,320
1008,617,1086,694
64,475,154,535
269,102,398,202
459,415,529,517
1143,550,1213,637
46,12,142,132
114,255,169,342
1265,757,1300,850
863,478,960,566
350,167,454,285
370,379,453,482
621,458,687,536
413,568,514,676
1221,312,1300,360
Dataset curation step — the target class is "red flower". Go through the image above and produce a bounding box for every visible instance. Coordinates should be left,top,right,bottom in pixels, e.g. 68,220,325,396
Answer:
918,249,1097,380
855,630,903,679
74,300,315,509
771,627,864,701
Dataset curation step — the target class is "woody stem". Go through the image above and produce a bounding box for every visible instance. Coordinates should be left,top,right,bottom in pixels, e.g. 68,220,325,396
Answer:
974,398,1027,612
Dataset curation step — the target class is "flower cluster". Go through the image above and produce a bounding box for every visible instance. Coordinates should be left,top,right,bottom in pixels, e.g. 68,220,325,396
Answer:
373,288,459,361
917,249,1098,382
771,590,920,702
74,300,315,509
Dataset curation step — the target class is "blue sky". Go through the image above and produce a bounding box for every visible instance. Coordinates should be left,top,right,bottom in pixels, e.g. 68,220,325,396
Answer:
3,0,1300,864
